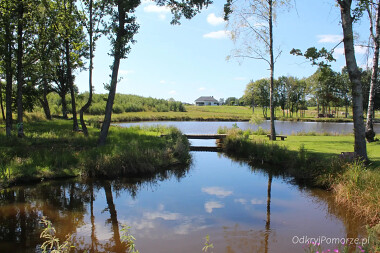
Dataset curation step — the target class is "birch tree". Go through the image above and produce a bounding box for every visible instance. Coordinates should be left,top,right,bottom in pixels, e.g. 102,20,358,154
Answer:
364,0,380,142
337,0,368,160
224,0,290,140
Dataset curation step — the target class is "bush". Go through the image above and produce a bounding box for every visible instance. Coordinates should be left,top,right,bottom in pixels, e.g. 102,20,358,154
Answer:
89,104,105,115
125,103,144,112
112,104,124,114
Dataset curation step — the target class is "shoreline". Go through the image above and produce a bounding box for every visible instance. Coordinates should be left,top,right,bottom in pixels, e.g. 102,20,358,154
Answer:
0,120,191,189
218,127,380,226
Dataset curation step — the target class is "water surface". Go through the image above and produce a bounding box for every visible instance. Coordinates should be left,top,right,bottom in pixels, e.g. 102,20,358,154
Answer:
0,152,367,252
118,120,380,135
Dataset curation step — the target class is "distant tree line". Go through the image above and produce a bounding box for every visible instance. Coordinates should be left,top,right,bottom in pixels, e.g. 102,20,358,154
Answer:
223,66,380,119
33,93,186,116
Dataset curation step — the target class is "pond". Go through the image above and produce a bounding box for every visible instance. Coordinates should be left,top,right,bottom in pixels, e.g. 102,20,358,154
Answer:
0,122,370,253
118,120,380,135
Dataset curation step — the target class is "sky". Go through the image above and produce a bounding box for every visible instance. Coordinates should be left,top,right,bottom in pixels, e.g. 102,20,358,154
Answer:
74,0,372,104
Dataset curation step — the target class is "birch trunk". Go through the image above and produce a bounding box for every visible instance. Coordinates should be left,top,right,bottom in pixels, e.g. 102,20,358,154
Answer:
269,0,276,140
338,0,368,160
365,1,380,142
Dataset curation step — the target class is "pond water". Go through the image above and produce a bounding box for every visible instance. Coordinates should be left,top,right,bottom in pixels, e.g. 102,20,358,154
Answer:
0,122,370,253
118,120,380,135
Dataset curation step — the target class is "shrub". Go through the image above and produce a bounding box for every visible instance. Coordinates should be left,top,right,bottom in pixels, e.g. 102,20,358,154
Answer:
89,104,105,115
112,104,124,114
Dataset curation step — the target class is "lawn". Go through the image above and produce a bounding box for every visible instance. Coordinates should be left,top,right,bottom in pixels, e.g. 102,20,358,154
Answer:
245,133,380,167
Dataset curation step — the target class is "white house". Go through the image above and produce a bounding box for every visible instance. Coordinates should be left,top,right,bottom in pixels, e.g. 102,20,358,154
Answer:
195,96,219,106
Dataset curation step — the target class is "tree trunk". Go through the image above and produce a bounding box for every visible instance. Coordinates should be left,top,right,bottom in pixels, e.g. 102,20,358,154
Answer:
0,77,5,121
65,38,79,131
41,80,52,120
80,0,94,136
264,173,272,253
16,0,24,138
365,1,380,142
338,0,368,160
60,92,68,119
103,182,123,251
98,2,125,146
345,101,348,118
317,101,320,114
269,0,276,140
5,20,13,137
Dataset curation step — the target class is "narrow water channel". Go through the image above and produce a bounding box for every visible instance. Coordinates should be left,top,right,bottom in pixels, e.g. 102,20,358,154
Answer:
0,152,367,252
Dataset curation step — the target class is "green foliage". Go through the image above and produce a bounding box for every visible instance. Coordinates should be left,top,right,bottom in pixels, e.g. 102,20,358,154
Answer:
120,225,139,253
202,234,214,252
39,216,72,253
290,47,336,67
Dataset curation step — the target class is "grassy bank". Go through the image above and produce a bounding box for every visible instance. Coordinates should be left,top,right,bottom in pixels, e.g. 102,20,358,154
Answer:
82,106,365,123
0,119,190,187
3,107,379,124
219,127,380,225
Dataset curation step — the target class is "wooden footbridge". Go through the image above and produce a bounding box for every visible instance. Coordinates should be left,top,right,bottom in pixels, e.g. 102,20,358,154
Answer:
185,134,226,152
161,134,227,152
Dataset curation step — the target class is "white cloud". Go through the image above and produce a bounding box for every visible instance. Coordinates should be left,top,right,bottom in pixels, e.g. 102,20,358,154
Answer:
169,90,176,95
251,198,264,205
204,201,224,213
119,70,134,75
144,211,181,221
160,80,166,84
355,45,367,54
334,47,345,55
143,4,170,14
234,198,247,205
317,34,342,43
158,14,166,20
234,77,246,81
207,13,225,26
334,46,367,56
198,87,206,91
143,3,170,20
203,30,231,39
202,186,233,198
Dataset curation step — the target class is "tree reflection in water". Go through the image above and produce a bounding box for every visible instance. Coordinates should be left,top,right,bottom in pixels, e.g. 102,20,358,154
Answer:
0,164,190,252
0,155,369,252
222,172,274,253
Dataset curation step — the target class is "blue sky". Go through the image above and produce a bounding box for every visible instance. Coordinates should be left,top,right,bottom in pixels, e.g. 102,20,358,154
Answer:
74,0,371,104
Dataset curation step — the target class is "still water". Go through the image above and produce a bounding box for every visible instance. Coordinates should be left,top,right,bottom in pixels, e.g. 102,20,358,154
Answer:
118,120,380,135
0,122,369,253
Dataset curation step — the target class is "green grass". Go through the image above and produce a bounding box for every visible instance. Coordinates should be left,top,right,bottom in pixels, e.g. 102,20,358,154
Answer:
243,134,380,167
0,119,190,187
